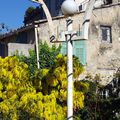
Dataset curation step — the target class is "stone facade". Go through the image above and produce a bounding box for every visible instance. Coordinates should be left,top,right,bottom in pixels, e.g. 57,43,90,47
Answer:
0,1,120,84
8,43,34,57
0,25,35,57
87,3,120,83
36,3,120,84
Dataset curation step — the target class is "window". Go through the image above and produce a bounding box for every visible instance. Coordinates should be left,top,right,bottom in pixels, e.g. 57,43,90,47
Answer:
79,5,83,11
100,26,112,43
16,32,27,43
104,0,112,5
60,40,86,65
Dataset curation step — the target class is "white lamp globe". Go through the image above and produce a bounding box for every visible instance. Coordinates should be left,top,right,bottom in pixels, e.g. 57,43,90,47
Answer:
61,0,78,16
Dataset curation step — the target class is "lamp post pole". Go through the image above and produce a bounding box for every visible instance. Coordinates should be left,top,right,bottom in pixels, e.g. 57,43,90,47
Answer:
61,0,78,119
66,17,73,120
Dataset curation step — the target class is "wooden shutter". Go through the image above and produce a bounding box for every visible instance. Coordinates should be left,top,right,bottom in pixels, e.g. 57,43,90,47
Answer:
60,40,86,65
73,40,86,65
60,42,67,55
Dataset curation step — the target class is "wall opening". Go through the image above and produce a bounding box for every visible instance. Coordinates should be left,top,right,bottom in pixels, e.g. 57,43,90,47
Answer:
104,0,112,5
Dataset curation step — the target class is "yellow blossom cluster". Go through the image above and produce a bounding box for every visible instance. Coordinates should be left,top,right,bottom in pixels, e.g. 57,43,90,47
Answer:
0,55,89,120
0,56,35,120
33,54,88,113
20,92,65,120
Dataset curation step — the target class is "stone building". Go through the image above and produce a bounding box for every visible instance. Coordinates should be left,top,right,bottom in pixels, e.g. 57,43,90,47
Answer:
0,0,120,84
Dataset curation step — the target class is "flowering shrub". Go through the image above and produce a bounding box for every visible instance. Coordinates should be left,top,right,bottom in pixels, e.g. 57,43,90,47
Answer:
20,92,65,120
0,56,35,119
0,55,89,120
33,54,89,114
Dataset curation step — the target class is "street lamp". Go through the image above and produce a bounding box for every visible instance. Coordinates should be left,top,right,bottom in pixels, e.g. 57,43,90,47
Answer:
61,0,78,120
31,0,96,119
61,0,78,16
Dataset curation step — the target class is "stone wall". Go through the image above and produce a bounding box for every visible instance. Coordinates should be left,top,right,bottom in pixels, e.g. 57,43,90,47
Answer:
1,2,119,84
37,3,120,84
87,4,120,83
8,43,34,57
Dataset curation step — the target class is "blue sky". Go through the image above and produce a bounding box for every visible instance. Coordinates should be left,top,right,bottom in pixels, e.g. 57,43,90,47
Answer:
0,0,38,30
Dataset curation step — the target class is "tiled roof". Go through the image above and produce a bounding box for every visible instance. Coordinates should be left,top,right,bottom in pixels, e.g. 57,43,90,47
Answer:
0,15,64,41
0,24,34,40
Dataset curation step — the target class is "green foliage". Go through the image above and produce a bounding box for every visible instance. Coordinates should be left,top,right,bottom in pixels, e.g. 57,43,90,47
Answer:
24,6,43,25
39,41,61,69
24,7,35,18
24,7,36,24
76,73,120,120
17,49,37,77
17,41,61,77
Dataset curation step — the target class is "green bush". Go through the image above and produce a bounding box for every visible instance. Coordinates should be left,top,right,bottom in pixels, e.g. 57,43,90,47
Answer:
17,41,61,77
76,73,120,120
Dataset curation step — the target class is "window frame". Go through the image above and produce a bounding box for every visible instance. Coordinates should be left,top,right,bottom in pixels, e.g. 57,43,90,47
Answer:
79,4,83,11
100,25,112,43
104,0,112,5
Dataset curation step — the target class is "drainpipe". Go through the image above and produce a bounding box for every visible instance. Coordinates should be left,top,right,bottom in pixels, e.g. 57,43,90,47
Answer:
34,24,40,69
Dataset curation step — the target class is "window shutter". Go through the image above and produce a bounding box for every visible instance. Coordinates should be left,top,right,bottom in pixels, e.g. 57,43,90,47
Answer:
73,40,86,65
60,42,67,55
60,40,86,65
